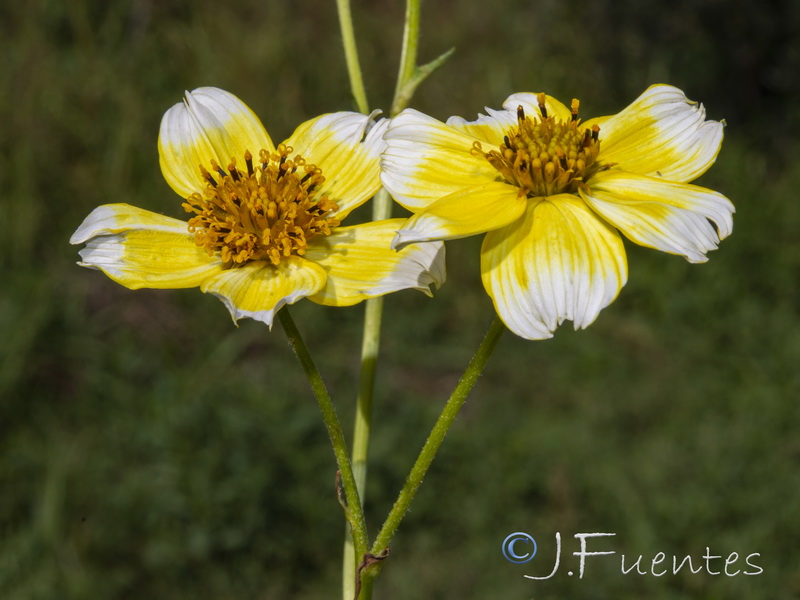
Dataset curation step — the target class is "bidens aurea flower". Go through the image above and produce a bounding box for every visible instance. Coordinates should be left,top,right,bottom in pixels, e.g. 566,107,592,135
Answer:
71,87,444,326
381,85,734,339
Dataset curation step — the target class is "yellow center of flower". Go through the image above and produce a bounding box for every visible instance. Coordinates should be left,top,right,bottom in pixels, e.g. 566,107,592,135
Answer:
183,144,339,267
477,94,605,197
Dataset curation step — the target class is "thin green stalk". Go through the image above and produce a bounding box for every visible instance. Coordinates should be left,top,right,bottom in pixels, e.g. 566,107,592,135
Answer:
337,2,420,597
353,301,381,481
368,317,506,561
335,0,369,114
277,309,369,558
342,193,392,600
341,296,381,600
350,192,395,483
334,0,380,593
390,0,454,117
392,0,421,115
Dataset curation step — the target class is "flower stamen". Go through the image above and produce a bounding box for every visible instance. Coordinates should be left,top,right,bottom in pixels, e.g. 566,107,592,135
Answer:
482,98,606,197
183,144,340,267
536,92,548,118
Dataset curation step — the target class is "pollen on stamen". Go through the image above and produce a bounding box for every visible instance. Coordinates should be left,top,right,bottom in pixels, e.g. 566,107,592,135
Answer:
536,92,548,118
184,145,339,268
199,165,217,187
228,158,241,182
481,96,605,197
210,159,227,179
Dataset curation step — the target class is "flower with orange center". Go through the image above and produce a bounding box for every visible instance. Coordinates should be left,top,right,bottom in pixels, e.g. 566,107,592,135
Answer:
71,87,444,325
381,85,734,339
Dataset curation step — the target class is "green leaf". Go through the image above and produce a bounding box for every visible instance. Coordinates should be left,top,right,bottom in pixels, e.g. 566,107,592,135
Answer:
391,47,456,115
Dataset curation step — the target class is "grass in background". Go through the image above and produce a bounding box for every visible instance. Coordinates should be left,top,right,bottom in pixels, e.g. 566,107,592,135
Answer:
1,0,798,598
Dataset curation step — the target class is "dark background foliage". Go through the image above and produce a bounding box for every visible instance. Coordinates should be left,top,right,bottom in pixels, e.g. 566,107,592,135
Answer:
1,0,798,598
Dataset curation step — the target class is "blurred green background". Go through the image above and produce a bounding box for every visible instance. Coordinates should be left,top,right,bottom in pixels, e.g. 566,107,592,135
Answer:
1,0,798,598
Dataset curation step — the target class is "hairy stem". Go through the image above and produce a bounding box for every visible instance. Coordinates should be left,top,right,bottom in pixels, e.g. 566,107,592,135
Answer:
370,317,506,560
277,309,369,567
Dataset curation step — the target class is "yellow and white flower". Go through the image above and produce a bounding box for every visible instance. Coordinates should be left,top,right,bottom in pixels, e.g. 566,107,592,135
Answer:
382,85,734,339
71,87,444,326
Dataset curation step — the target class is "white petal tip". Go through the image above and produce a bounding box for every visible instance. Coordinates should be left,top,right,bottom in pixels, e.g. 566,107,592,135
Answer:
684,254,710,264
506,319,555,341
391,230,420,252
209,291,279,328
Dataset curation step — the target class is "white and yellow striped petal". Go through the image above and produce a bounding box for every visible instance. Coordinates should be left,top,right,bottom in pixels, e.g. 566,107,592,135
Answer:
71,203,192,243
481,195,628,339
158,87,275,198
441,94,574,147
303,220,445,306
502,92,573,122
392,182,526,250
583,170,734,263
445,107,516,145
200,257,327,326
70,204,222,289
584,84,724,182
381,109,501,212
284,112,387,220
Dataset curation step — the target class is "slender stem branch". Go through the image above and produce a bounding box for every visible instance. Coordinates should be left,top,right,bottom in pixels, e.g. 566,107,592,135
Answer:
391,0,421,115
335,0,369,114
352,297,383,491
342,190,392,600
351,192,394,488
333,0,380,596
341,297,381,600
369,317,506,558
336,1,420,596
277,309,369,557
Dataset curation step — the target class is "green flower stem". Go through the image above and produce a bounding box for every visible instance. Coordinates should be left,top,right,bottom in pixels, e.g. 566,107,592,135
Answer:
392,0,420,115
352,298,383,491
368,316,506,561
342,189,394,600
335,0,369,114
336,1,420,596
351,192,395,483
277,308,369,559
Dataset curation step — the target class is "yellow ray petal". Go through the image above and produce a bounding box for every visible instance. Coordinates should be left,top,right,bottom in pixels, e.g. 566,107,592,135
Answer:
583,170,734,263
481,195,627,339
580,114,610,131
502,92,573,122
381,109,501,212
445,106,516,145
71,203,191,243
392,182,525,250
158,87,275,198
303,220,445,306
71,204,222,288
282,112,386,220
200,257,327,326
446,94,590,149
588,84,724,182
